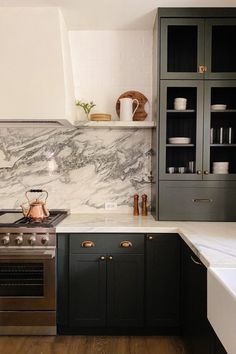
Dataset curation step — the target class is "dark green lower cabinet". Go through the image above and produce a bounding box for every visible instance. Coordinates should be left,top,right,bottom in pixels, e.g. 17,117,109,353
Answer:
107,254,144,327
69,254,106,327
146,233,181,329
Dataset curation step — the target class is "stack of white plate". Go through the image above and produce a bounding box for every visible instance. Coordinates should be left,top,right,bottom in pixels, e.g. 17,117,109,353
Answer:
213,162,229,174
168,137,191,144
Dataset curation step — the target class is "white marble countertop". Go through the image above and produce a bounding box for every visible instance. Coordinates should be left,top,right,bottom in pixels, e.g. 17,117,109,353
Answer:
56,213,236,268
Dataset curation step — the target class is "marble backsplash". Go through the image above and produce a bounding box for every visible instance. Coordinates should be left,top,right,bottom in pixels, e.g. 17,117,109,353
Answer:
0,127,152,213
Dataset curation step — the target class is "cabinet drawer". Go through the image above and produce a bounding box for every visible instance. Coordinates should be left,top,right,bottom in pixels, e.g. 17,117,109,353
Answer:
70,234,144,254
159,181,236,221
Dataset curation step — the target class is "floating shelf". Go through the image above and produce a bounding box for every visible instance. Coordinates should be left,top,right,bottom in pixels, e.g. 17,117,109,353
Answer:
210,144,236,147
211,109,236,113
166,144,195,147
74,121,156,129
167,109,195,113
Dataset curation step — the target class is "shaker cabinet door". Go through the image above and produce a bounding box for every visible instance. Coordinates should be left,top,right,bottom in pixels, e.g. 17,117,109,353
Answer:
146,233,181,327
107,254,144,327
69,254,107,327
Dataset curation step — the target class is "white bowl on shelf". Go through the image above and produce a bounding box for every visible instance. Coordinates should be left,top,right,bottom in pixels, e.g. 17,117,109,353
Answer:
211,104,227,111
168,137,191,144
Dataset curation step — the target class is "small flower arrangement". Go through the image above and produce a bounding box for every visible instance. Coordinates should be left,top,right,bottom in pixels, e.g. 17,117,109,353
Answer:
75,100,96,119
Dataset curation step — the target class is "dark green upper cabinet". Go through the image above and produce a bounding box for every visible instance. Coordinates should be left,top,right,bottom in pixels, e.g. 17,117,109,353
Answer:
205,19,236,79
159,80,204,180
161,17,236,80
161,18,205,79
203,80,236,180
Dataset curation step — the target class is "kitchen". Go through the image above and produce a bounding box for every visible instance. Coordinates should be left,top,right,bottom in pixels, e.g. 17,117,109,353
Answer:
0,1,236,354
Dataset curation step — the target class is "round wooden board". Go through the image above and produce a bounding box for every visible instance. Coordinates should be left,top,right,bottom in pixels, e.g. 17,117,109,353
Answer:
116,91,148,121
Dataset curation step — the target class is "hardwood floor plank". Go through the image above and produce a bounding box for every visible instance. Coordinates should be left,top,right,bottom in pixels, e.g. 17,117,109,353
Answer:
0,335,187,354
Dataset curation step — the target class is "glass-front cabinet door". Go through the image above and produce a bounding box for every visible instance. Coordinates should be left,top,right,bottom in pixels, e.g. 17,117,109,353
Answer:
203,81,236,180
159,80,204,180
205,19,236,79
160,19,205,79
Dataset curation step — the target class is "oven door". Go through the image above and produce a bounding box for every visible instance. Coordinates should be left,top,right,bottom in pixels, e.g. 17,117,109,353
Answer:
0,249,55,310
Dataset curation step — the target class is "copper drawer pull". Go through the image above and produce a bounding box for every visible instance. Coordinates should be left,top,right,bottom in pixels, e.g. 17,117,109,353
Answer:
191,255,202,266
81,241,95,248
192,198,213,203
120,241,132,248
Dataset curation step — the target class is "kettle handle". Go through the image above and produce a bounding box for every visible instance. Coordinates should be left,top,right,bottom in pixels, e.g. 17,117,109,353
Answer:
25,189,48,203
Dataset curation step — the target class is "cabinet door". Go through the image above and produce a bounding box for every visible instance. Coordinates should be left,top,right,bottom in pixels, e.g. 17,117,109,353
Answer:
159,80,204,180
183,244,212,354
107,254,144,327
205,19,236,79
203,80,236,181
146,233,181,327
69,254,106,327
160,18,205,79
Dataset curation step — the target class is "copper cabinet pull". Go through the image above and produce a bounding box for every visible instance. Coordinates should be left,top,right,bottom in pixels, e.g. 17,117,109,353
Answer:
198,65,207,73
197,170,202,175
190,255,202,266
108,256,113,260
120,241,132,248
81,240,95,248
192,198,213,203
204,170,209,175
148,235,153,240
100,256,105,261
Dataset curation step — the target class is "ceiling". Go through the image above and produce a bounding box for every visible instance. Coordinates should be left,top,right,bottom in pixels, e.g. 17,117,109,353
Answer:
0,0,236,30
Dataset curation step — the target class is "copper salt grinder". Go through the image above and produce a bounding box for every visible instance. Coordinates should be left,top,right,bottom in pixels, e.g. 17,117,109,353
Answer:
141,194,148,216
133,194,139,216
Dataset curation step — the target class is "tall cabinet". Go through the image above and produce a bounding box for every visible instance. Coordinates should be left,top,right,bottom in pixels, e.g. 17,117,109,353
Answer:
152,8,236,220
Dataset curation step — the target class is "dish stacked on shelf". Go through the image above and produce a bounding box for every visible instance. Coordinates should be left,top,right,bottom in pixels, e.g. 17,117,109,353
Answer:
168,137,191,144
213,162,229,174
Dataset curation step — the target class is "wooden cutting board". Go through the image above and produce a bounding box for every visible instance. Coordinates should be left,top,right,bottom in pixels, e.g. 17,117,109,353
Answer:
116,91,148,121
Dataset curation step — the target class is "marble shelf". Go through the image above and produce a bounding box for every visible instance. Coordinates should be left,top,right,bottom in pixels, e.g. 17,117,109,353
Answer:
74,121,156,129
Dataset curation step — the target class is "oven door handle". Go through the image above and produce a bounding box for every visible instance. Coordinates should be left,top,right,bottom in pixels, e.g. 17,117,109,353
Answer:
0,249,55,259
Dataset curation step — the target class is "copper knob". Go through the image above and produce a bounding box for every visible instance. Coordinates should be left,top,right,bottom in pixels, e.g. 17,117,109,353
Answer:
204,170,209,175
108,256,113,260
197,170,202,175
148,235,153,240
100,256,105,261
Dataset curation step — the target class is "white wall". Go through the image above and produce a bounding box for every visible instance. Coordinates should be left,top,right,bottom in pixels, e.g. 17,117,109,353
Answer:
69,30,153,121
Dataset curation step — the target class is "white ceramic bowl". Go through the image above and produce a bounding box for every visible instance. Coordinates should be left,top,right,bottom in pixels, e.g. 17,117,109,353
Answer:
168,137,191,144
211,104,227,111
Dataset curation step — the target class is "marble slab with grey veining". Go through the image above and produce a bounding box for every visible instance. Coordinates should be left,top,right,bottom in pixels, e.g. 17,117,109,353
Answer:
0,127,151,212
56,213,236,268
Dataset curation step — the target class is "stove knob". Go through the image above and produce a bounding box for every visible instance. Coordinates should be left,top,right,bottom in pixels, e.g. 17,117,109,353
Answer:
15,235,23,245
1,235,10,245
28,236,36,246
41,235,49,245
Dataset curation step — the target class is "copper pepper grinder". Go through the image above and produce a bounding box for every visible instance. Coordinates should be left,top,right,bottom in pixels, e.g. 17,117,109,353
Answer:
133,194,139,216
141,194,148,216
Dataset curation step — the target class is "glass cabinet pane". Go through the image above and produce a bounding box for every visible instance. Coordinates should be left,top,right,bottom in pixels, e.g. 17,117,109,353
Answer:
160,82,203,180
204,82,236,179
161,19,204,79
205,20,236,79
168,25,197,73
212,25,236,73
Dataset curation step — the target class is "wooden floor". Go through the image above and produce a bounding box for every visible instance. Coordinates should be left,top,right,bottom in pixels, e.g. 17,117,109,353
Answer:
0,335,187,354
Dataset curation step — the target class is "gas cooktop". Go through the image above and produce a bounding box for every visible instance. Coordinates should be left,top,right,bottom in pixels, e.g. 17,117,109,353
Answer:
0,209,69,228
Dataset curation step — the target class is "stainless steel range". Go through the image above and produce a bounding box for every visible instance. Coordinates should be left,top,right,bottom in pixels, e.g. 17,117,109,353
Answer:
0,209,68,335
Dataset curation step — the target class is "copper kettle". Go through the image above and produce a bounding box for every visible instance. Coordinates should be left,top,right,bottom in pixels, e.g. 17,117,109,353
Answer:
21,189,50,221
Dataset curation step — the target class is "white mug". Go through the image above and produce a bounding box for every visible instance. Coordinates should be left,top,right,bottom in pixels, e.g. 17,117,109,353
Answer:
174,97,187,111
119,98,139,121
